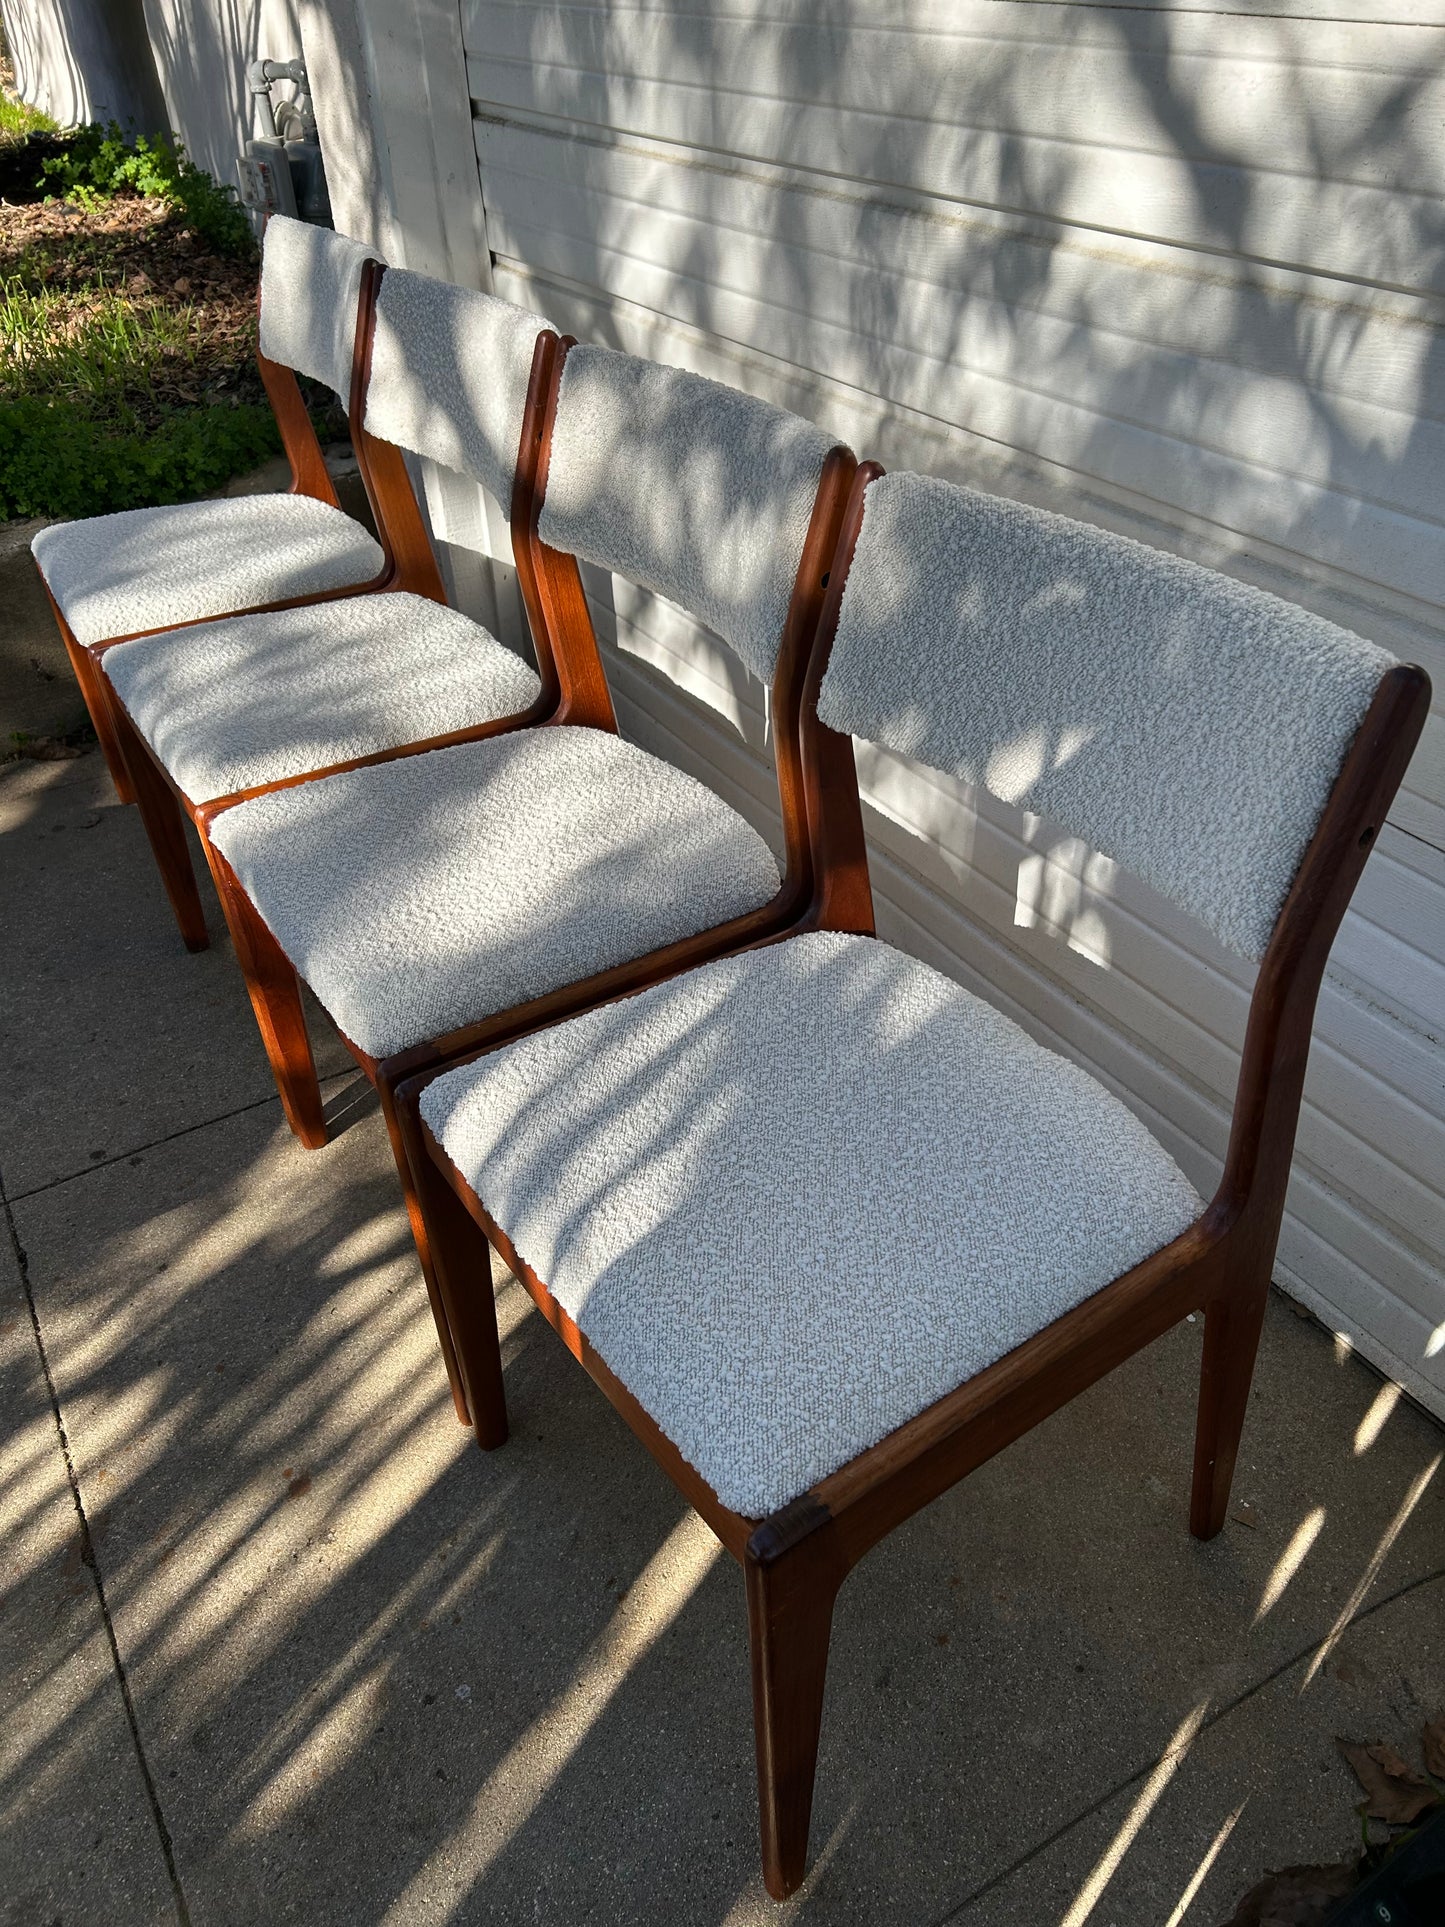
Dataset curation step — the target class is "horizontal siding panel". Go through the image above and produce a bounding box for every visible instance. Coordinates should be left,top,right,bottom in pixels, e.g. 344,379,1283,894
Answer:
468,4,1445,193
479,118,1445,419
478,122,1445,548
491,210,1445,608
1281,1241,1445,1416
481,137,1445,518
467,2,1445,40
466,52,1445,289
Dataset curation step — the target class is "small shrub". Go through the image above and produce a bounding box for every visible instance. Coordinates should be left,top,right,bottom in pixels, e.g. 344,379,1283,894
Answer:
39,124,255,258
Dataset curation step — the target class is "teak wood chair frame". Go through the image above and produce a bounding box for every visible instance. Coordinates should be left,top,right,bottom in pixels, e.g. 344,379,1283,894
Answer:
396,458,1431,1900
201,352,856,1427
43,253,411,810
95,260,572,965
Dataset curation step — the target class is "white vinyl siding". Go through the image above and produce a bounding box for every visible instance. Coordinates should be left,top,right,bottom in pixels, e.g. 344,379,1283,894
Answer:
457,0,1445,1413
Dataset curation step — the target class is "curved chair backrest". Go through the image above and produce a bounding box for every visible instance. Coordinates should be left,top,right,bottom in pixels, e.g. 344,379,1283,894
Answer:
537,345,838,687
363,268,554,516
258,215,377,402
818,469,1398,961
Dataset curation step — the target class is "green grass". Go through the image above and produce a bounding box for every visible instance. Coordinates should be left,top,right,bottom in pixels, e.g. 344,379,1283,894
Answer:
0,260,281,518
0,173,307,520
0,122,325,520
0,92,57,143
0,268,202,405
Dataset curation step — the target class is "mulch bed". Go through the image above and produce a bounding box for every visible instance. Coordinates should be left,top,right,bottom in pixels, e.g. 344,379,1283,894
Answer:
0,193,266,421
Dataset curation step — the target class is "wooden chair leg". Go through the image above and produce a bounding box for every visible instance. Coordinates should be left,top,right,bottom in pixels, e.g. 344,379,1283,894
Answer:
57,627,136,804
200,836,328,1149
745,1521,848,1900
378,1077,477,1433
108,698,209,953
1189,1272,1271,1541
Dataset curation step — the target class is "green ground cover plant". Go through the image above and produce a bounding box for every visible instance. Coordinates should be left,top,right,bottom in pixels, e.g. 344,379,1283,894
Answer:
37,122,254,258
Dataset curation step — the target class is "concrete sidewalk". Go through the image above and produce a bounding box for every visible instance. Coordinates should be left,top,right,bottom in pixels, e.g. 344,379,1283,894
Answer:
2,744,1442,1927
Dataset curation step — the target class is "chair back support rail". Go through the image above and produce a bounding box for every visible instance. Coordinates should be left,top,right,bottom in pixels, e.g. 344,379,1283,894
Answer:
404,454,1429,1901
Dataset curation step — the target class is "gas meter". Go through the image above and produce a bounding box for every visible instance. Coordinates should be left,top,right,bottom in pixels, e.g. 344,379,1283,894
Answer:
237,58,331,227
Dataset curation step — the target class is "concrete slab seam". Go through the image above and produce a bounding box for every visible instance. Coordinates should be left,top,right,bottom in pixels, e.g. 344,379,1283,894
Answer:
1,1164,193,1927
4,1071,361,1206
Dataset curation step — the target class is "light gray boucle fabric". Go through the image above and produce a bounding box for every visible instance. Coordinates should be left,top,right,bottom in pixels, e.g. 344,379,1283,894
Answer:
365,269,550,511
258,216,376,395
30,495,383,647
103,593,541,801
538,345,835,684
819,472,1396,961
421,931,1202,1517
211,728,781,1058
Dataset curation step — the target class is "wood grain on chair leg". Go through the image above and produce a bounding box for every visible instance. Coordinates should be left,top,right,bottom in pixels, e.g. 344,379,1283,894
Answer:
110,701,210,952
378,1078,474,1431
745,1515,849,1901
202,840,328,1149
414,1143,507,1445
42,596,136,804
400,1098,508,1444
1189,1272,1270,1541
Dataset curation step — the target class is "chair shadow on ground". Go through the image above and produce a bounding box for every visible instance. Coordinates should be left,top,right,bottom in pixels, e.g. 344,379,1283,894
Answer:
6,954,1444,1924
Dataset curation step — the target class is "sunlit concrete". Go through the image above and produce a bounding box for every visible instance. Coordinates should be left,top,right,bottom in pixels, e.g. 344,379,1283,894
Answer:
0,752,353,1198
2,742,1443,1926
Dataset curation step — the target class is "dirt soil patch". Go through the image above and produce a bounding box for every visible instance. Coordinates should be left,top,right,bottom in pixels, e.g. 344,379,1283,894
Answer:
0,193,266,422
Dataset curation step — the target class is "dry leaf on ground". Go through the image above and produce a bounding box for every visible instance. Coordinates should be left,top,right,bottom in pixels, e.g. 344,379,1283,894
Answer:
1336,1738,1440,1826
1218,1860,1357,1927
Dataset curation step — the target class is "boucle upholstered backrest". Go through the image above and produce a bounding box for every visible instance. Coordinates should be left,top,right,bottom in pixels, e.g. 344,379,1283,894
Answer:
364,269,552,514
537,346,837,685
258,216,376,398
818,471,1397,961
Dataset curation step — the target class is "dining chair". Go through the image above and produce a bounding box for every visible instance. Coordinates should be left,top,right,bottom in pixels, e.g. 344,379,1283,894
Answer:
399,459,1430,1897
202,342,855,1426
29,217,388,804
95,261,563,969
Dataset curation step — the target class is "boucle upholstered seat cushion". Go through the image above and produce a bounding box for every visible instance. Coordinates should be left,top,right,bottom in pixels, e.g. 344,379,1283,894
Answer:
30,495,383,648
103,593,541,802
419,933,1203,1517
210,729,782,1058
